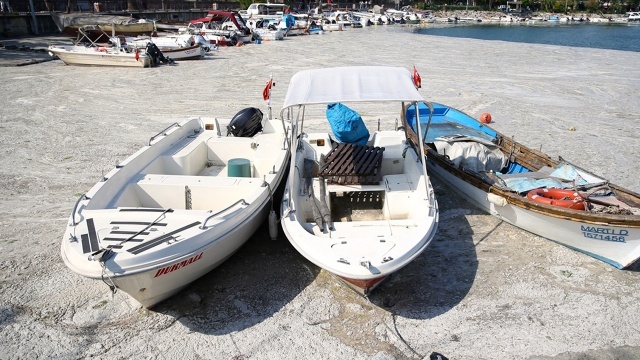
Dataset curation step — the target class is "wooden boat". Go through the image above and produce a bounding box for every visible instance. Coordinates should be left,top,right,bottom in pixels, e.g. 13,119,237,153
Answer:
279,66,439,295
61,112,290,308
403,102,640,269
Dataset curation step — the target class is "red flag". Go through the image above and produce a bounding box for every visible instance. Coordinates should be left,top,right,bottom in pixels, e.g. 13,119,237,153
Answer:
412,66,421,89
135,48,140,61
262,78,273,101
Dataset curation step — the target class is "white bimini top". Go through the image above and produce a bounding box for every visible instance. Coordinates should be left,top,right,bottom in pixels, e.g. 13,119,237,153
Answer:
282,66,425,108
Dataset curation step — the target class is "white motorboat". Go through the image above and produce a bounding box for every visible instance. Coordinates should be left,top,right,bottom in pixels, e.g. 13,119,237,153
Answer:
327,11,363,28
279,66,439,295
626,12,640,23
48,41,152,68
61,110,290,308
124,36,210,60
47,26,175,68
246,18,285,40
125,34,212,51
155,44,207,60
319,18,344,32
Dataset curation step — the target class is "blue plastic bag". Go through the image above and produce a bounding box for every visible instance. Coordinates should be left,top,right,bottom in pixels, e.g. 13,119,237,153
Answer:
326,103,369,146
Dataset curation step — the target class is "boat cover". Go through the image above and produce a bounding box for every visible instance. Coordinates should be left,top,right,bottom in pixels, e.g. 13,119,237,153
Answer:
51,13,144,32
433,135,508,174
326,103,369,146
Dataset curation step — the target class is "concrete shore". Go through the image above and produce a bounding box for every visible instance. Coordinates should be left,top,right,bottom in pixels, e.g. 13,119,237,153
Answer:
0,26,639,359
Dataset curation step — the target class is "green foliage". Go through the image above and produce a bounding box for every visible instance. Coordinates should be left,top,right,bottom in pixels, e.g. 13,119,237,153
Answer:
585,0,599,12
540,0,555,11
552,0,565,12
238,0,253,10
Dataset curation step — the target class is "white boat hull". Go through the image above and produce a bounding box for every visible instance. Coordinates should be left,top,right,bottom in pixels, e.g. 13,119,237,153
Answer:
161,45,207,60
281,131,438,294
61,117,290,307
426,157,640,269
277,66,440,294
253,29,285,41
49,45,152,67
96,198,270,307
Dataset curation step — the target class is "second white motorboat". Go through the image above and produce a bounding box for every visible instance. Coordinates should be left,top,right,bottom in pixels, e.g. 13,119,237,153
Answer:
279,66,439,294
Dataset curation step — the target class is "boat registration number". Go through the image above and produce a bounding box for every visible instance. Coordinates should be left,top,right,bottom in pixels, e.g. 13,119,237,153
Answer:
581,225,628,243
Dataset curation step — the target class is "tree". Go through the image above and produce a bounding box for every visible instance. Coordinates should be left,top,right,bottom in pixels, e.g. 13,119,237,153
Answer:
541,0,555,11
585,0,599,12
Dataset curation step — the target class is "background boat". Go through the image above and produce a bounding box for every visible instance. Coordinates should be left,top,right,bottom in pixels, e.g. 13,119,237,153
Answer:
51,13,156,40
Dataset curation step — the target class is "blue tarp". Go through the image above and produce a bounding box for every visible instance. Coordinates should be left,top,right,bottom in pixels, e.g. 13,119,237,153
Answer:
282,14,295,28
326,103,369,146
499,163,590,193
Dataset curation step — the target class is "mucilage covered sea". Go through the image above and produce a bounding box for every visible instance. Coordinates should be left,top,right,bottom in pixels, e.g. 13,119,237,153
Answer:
413,22,640,52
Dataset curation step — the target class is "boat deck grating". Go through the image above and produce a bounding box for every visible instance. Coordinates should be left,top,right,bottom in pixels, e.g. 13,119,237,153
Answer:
318,143,385,185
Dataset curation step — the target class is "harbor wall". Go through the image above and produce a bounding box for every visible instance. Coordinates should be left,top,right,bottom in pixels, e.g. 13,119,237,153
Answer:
0,9,229,38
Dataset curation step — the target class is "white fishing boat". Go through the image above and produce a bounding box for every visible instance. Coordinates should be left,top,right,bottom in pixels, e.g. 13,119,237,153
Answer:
61,105,290,307
279,66,439,294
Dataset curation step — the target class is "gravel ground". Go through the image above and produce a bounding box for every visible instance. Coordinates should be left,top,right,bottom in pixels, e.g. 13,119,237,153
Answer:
0,26,639,359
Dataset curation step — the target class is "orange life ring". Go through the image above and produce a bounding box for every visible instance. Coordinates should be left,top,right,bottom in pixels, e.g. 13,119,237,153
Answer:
526,188,586,210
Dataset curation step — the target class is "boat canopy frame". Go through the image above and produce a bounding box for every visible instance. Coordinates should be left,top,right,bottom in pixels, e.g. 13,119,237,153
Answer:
279,66,434,208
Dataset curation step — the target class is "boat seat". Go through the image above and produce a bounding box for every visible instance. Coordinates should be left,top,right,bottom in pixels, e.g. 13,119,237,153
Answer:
120,174,264,211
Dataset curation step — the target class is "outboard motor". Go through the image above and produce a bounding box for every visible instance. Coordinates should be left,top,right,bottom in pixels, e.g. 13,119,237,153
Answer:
227,107,264,137
145,42,175,65
228,33,239,46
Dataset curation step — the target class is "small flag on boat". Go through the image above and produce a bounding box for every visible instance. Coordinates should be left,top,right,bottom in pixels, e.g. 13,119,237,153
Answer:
135,48,140,61
412,66,421,89
263,78,274,101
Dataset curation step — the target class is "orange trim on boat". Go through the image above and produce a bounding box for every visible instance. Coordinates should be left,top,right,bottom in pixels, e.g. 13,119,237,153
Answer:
527,188,586,210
